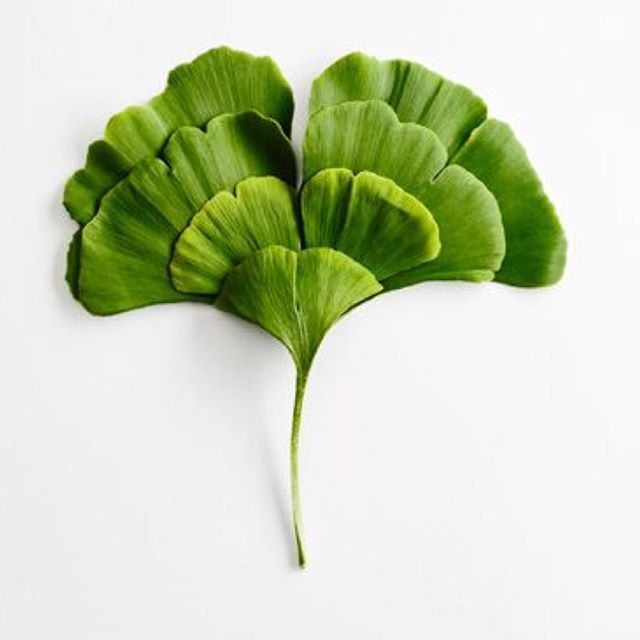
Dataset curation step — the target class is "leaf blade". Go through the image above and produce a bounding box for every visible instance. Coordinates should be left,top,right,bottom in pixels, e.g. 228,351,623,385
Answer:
302,169,440,280
453,119,567,286
64,46,294,224
303,102,505,285
310,52,486,156
170,176,301,295
76,113,296,315
216,247,382,371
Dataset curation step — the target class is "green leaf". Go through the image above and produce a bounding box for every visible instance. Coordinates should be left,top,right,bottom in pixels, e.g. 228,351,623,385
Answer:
309,52,486,156
304,100,447,191
303,101,505,285
301,169,440,280
163,111,296,208
77,112,297,315
310,53,566,287
216,246,382,373
452,119,567,286
64,46,294,224
382,166,505,288
170,176,300,295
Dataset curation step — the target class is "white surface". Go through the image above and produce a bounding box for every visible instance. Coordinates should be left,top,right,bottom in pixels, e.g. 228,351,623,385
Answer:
1,0,639,637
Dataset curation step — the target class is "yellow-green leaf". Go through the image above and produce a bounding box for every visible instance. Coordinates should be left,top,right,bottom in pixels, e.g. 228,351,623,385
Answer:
301,169,440,280
170,176,300,295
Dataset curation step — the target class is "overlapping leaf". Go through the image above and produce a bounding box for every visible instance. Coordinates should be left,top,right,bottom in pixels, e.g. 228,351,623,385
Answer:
303,100,506,285
310,52,486,156
77,111,296,315
308,52,566,286
217,246,382,372
64,47,294,225
171,177,300,295
63,47,567,569
301,169,440,280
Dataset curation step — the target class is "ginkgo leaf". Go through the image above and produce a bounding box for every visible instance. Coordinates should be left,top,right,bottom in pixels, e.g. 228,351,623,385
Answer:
217,245,381,566
170,176,300,295
304,100,447,188
301,168,440,280
382,166,505,288
64,46,294,224
309,53,566,287
452,119,567,286
217,246,381,372
62,47,568,569
77,112,297,315
309,52,486,156
162,111,296,208
303,100,505,284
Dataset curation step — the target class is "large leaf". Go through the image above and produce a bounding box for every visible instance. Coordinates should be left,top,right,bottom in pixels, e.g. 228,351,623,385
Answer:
383,166,505,288
301,169,440,280
77,112,297,315
64,46,294,224
303,101,505,285
309,52,486,157
452,120,567,286
170,176,300,295
216,247,382,372
163,111,296,207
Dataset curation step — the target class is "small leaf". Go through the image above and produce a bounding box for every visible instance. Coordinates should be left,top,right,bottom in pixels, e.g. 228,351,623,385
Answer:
301,169,440,280
76,112,296,315
216,246,382,372
64,46,294,224
170,176,300,295
309,52,486,156
303,101,505,285
453,119,567,286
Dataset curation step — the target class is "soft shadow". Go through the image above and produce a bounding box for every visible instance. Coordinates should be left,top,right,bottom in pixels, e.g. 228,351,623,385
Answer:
187,306,297,567
50,183,87,324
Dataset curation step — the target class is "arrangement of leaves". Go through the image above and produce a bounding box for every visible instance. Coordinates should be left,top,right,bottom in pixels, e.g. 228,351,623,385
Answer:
64,46,566,568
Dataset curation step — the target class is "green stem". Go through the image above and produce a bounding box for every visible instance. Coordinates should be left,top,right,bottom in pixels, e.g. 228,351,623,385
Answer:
290,368,308,568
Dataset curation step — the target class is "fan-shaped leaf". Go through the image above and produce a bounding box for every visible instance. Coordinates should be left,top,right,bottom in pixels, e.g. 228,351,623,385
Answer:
304,100,447,191
301,169,440,280
383,166,505,288
162,111,296,208
77,112,297,315
303,101,504,285
216,247,382,372
310,53,566,287
309,52,486,156
64,46,294,224
170,176,300,295
452,119,567,286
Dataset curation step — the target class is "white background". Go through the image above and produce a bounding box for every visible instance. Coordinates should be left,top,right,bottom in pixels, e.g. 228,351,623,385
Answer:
1,0,639,637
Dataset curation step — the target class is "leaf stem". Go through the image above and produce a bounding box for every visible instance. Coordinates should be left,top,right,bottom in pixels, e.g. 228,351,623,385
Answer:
290,368,308,568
